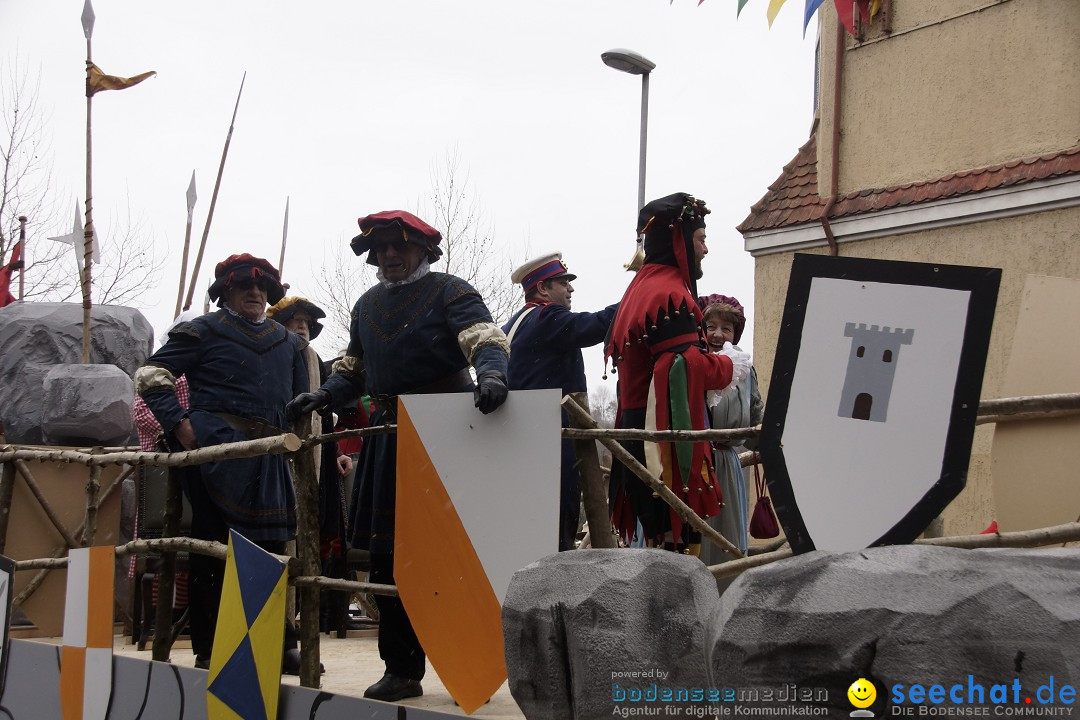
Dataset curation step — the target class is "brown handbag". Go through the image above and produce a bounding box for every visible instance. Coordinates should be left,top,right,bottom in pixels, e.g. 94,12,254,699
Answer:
748,463,781,539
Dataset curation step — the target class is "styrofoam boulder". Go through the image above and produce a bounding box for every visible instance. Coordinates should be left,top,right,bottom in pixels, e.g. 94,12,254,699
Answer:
0,302,152,444
503,549,721,720
41,364,135,446
707,545,1080,716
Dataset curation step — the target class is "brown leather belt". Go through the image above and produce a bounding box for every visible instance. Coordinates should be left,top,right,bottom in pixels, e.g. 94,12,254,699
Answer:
213,412,286,439
371,368,473,418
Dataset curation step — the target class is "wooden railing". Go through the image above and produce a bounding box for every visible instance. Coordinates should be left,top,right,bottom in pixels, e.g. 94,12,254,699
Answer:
0,391,1076,686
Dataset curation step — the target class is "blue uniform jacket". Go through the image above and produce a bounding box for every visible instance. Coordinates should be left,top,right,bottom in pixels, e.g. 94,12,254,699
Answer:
502,301,618,395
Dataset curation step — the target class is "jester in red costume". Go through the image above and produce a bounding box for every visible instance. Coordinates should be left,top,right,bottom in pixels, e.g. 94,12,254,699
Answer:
606,193,751,553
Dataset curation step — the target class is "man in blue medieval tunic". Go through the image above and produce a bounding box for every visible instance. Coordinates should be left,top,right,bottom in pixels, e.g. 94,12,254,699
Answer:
286,210,510,702
134,253,309,672
502,252,618,551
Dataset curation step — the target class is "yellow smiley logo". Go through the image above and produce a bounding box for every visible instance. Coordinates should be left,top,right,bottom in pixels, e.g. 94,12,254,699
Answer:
848,678,877,709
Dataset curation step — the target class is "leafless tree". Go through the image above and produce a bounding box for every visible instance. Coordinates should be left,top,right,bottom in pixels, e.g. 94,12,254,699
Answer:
0,56,65,299
589,383,618,467
313,150,524,355
589,384,617,429
91,198,167,306
311,237,372,355
1,57,165,309
421,151,521,324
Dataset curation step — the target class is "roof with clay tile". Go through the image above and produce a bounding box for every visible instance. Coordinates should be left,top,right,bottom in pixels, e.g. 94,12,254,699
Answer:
738,136,1080,234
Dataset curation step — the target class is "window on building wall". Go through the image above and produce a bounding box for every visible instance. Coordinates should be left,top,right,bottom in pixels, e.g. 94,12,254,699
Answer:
857,346,865,358
883,349,893,363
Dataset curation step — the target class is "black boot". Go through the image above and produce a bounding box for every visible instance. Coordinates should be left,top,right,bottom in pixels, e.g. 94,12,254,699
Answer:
363,673,423,702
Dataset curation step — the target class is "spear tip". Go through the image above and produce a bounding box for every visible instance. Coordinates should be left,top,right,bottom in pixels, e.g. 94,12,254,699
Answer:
186,170,198,211
81,0,96,39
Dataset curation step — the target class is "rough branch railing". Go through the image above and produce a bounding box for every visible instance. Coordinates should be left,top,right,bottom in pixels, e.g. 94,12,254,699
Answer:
0,390,1076,687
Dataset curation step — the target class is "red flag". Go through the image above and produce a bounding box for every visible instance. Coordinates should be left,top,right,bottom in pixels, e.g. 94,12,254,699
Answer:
0,241,22,308
857,0,870,25
834,0,855,34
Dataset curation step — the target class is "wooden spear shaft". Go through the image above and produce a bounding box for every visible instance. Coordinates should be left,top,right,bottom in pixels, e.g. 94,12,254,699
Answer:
184,72,245,311
17,216,26,301
82,43,95,363
561,395,744,558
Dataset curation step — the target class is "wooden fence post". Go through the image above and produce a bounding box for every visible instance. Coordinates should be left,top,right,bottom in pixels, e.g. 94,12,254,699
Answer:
152,464,184,662
291,416,322,688
0,462,15,554
567,393,616,549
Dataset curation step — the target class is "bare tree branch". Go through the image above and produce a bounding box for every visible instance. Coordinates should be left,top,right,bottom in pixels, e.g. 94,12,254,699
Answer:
93,195,167,306
420,150,522,325
1,55,62,298
2,56,165,310
313,150,525,357
312,237,373,356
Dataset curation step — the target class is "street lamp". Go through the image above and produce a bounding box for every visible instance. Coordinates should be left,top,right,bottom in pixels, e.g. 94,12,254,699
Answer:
601,48,656,213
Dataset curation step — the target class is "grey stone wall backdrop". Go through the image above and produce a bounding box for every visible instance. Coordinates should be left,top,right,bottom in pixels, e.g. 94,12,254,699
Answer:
707,546,1080,716
0,302,153,444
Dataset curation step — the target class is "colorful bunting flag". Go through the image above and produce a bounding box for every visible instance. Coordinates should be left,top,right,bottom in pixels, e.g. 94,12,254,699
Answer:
804,0,826,34
698,0,869,34
857,0,870,25
767,0,790,27
834,0,856,35
206,530,287,720
60,546,114,720
86,63,156,96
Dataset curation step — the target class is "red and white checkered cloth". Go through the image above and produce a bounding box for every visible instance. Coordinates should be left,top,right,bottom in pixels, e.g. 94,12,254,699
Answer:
132,374,190,452
130,375,191,582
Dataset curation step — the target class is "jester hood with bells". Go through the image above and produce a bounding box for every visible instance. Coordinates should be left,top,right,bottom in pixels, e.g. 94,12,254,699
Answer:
605,193,734,547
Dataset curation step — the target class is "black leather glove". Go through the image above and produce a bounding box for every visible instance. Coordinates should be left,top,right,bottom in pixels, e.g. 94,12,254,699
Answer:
285,389,331,422
473,372,508,414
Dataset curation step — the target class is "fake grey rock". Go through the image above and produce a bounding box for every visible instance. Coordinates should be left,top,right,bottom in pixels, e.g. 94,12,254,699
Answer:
41,364,134,446
503,549,720,720
707,545,1080,716
0,302,152,444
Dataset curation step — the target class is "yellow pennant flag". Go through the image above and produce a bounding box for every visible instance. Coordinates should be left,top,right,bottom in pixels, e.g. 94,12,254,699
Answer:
86,62,156,96
767,0,790,26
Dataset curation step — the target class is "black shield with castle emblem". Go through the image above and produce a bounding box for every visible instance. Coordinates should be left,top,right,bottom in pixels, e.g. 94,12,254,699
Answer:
760,254,1000,553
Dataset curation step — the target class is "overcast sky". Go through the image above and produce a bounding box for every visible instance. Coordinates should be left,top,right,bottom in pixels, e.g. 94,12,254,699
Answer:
2,0,817,393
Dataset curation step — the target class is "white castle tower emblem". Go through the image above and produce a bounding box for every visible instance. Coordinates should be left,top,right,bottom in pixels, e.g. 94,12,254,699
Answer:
838,323,915,422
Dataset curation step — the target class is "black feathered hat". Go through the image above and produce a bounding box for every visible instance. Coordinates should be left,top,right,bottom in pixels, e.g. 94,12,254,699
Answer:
630,192,710,298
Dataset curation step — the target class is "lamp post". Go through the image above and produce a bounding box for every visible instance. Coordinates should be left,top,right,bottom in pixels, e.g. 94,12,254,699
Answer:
601,48,656,213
